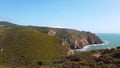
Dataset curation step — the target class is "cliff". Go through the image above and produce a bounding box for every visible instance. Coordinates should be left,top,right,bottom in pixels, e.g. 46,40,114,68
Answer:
31,27,103,49
0,21,103,50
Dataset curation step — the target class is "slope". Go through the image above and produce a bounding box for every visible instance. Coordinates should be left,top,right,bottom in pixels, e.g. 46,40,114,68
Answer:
30,26,103,49
0,26,67,67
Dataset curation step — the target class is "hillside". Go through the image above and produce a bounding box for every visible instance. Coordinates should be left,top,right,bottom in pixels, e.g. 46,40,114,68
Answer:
0,21,103,49
0,21,16,27
0,21,104,68
30,26,103,49
0,26,67,67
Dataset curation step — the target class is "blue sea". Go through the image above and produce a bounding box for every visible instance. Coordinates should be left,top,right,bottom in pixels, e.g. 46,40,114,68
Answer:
76,33,120,51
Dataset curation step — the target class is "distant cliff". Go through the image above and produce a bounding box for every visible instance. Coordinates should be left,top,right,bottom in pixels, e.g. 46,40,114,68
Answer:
0,21,103,49
31,26,103,49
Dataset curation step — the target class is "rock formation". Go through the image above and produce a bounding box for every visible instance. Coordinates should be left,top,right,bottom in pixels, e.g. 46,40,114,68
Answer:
32,27,103,49
67,49,74,56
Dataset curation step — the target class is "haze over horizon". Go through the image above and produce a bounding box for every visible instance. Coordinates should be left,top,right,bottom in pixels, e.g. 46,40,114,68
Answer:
0,0,120,33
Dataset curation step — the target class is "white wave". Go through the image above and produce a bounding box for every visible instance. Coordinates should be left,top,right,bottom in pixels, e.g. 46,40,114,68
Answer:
74,45,90,51
74,40,109,51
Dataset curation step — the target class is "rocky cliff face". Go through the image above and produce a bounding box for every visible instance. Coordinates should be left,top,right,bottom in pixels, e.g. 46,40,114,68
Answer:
31,27,103,49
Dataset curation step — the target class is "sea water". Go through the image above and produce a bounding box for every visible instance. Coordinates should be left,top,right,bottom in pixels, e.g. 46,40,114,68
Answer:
75,33,120,51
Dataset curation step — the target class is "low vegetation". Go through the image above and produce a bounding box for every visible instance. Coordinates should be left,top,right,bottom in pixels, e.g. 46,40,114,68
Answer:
52,47,120,68
0,26,67,68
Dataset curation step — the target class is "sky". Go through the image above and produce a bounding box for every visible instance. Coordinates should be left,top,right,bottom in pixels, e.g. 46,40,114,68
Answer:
0,0,120,33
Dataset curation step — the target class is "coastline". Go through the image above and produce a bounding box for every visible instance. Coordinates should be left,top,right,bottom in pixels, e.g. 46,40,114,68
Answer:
74,40,108,52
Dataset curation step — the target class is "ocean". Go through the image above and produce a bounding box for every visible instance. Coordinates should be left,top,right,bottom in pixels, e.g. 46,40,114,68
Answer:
75,33,120,51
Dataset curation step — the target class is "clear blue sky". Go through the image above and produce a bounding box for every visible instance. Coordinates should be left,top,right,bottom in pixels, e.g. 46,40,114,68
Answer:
0,0,120,33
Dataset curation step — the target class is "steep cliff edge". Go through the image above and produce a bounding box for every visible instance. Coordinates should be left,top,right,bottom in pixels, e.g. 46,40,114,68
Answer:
31,27,103,49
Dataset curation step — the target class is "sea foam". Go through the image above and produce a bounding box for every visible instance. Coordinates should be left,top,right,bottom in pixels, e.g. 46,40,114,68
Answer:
74,40,108,52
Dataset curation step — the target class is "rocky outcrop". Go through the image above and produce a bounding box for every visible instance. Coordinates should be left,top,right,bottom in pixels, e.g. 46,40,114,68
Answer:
32,27,103,49
67,49,74,56
48,30,56,36
54,29,103,49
